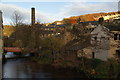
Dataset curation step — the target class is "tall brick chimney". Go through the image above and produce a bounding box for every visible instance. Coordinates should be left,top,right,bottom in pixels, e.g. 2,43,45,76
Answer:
118,1,120,15
31,7,35,25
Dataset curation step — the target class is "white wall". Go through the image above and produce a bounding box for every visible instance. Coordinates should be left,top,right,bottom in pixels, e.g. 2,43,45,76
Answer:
95,49,109,61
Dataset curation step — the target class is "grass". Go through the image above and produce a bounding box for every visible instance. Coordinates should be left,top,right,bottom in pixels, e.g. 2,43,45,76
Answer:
76,58,120,78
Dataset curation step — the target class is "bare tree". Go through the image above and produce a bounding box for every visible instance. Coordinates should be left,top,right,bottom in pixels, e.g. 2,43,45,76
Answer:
36,19,41,24
11,11,25,27
77,17,81,24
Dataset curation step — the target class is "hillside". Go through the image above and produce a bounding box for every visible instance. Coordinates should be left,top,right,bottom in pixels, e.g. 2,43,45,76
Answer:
62,11,119,24
3,11,119,37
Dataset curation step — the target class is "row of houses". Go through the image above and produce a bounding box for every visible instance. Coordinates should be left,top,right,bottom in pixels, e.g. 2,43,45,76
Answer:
33,23,66,39
61,18,120,61
34,16,120,61
94,12,120,21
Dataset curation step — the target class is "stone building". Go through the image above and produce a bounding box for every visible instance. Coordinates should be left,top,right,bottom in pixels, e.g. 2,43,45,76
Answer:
0,10,3,80
90,24,111,61
110,31,120,59
83,24,120,61
0,11,3,57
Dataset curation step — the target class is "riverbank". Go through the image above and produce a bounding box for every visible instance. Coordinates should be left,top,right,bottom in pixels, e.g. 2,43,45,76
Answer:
3,53,120,79
31,57,120,79
3,58,88,78
31,57,97,79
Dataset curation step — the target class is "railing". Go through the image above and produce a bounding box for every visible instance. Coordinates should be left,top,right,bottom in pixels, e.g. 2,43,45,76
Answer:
4,47,21,52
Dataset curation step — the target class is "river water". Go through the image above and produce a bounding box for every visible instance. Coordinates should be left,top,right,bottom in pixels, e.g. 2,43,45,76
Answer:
3,52,87,79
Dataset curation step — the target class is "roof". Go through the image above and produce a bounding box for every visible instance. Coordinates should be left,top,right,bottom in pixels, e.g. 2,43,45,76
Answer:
4,47,21,52
80,21,99,25
56,25,65,27
91,25,109,37
91,24,110,35
106,25,120,31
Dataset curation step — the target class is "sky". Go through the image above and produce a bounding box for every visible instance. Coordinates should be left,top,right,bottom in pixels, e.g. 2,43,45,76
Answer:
0,0,119,25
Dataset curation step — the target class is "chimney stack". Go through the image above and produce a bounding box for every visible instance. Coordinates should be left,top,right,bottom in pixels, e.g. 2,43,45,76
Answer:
31,7,35,25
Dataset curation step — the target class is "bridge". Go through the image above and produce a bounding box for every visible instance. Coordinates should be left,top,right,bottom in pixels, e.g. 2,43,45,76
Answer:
4,47,21,53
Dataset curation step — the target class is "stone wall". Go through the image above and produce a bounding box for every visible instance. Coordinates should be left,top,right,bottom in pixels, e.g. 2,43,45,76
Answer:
0,10,3,79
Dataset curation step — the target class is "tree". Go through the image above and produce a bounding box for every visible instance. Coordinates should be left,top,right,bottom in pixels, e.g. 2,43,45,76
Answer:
64,24,91,69
28,25,43,55
63,18,71,25
77,17,81,24
70,24,91,48
40,36,65,62
98,17,104,24
10,11,25,27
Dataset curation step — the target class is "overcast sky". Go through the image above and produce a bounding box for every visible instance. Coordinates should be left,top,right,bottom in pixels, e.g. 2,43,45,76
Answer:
0,0,119,25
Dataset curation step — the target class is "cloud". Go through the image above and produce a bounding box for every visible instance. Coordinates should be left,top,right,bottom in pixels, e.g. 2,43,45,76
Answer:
0,2,119,25
71,0,119,2
56,2,118,18
0,3,54,25
2,0,120,2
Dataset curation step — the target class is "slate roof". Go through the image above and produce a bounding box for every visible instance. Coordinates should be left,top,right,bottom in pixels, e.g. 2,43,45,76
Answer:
80,21,99,25
106,25,120,31
91,24,110,35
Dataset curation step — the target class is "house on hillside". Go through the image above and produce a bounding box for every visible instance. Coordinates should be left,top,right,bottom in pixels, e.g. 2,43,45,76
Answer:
90,24,111,61
82,24,120,61
53,21,63,25
110,31,120,59
95,12,120,22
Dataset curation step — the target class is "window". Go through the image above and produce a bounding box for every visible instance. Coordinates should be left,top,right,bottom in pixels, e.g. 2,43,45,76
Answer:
116,50,120,56
114,34,120,40
119,34,120,40
94,36,97,40
92,52,95,59
101,37,105,39
114,34,118,40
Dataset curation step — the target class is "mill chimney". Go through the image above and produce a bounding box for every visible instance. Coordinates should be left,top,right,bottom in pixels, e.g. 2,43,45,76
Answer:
31,7,35,25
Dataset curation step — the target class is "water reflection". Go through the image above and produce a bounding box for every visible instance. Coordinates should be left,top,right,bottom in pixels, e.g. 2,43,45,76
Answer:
3,57,86,78
5,52,16,58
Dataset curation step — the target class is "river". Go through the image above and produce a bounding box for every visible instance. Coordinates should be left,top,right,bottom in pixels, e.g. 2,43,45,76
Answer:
3,52,87,79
